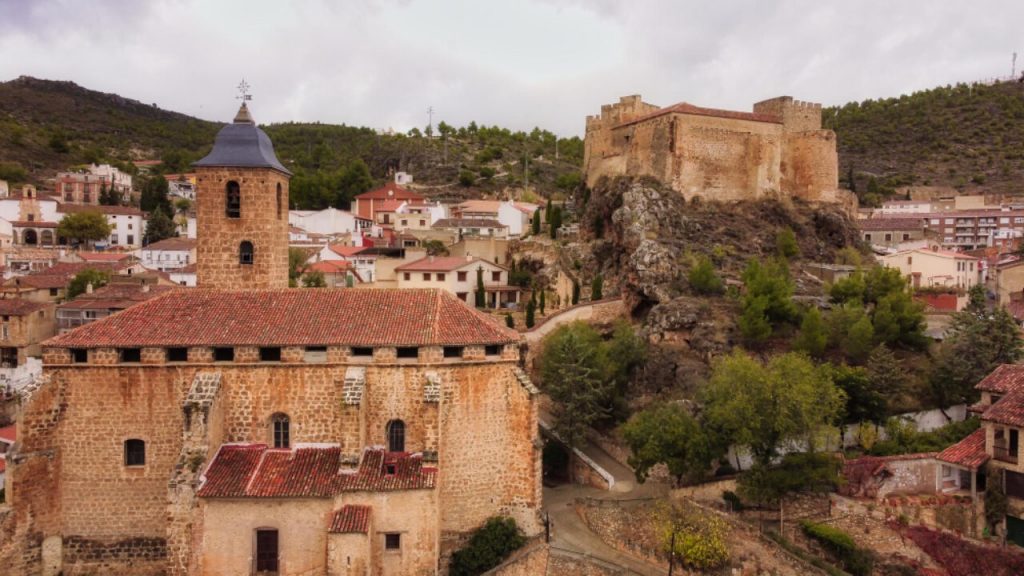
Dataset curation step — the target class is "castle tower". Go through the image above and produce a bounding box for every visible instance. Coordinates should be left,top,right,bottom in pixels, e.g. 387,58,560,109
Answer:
193,102,291,289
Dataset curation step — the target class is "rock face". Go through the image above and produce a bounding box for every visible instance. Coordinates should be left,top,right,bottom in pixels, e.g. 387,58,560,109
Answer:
578,176,862,391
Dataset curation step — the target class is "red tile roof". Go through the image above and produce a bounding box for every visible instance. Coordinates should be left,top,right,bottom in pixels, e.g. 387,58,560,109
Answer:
936,428,989,470
58,283,177,312
354,182,425,202
396,256,503,272
0,424,15,443
78,252,134,262
11,221,58,228
980,390,1024,427
143,237,196,251
329,505,371,534
306,260,361,281
7,262,126,290
375,199,405,212
858,218,925,231
975,364,1024,394
0,299,51,316
46,288,518,348
198,446,436,498
616,101,781,129
0,458,5,474
328,244,368,258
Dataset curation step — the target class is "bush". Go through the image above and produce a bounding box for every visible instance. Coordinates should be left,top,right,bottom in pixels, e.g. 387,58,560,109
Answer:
688,256,724,295
722,490,743,511
776,227,800,259
800,521,875,576
662,504,729,570
449,516,526,576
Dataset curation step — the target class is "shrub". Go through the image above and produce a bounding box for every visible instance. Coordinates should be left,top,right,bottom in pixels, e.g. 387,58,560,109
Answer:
662,504,729,570
800,521,875,576
776,227,800,259
688,256,724,295
722,490,743,511
449,516,526,576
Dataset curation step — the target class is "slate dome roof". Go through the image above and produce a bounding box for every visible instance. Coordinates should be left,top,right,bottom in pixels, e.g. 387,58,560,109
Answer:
193,103,291,175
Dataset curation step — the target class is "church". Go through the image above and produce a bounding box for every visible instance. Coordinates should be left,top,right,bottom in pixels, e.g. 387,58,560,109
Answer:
0,103,542,575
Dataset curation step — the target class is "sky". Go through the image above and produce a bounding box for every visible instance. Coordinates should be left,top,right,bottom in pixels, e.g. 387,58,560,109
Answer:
0,0,1021,136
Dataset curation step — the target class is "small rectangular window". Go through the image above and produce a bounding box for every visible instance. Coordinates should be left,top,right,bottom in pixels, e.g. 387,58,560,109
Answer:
72,348,88,363
304,346,327,363
443,346,463,359
167,347,188,362
260,347,282,362
124,439,146,466
403,272,411,281
396,347,418,359
120,348,141,363
423,273,431,281
457,271,467,282
437,273,446,281
351,347,373,357
385,533,401,550
213,347,234,362
484,344,501,356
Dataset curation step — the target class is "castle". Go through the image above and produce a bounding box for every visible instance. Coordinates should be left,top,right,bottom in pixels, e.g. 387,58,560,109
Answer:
583,95,843,203
0,104,542,575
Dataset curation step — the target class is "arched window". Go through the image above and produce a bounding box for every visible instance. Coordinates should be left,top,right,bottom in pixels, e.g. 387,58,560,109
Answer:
226,180,241,218
23,229,37,245
386,419,405,453
40,230,54,246
271,413,290,449
239,241,254,265
276,183,283,220
124,439,146,466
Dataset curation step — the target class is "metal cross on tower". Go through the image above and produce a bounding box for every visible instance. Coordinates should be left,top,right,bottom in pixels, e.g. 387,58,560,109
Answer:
237,79,252,102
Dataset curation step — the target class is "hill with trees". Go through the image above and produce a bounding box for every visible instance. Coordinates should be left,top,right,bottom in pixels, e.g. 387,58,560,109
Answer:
0,76,583,208
826,78,1024,205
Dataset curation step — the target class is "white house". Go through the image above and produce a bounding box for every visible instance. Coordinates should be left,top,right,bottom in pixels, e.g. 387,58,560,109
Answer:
313,244,378,283
289,207,370,237
454,200,538,237
139,237,196,271
57,204,145,249
881,247,981,291
396,202,447,230
432,218,509,238
169,264,197,287
394,255,518,308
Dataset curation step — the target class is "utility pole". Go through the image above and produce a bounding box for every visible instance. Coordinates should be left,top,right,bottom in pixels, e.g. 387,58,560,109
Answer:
1014,52,1018,80
524,147,529,190
426,106,434,138
555,138,559,161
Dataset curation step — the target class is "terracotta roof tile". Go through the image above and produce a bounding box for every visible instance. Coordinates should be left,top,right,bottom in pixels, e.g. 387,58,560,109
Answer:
0,424,15,443
395,256,497,272
936,428,989,470
0,458,5,474
57,204,144,216
198,446,436,498
58,283,177,312
329,505,371,534
143,237,196,251
975,365,1024,393
981,389,1024,427
354,182,425,201
45,288,518,348
0,299,51,316
328,245,368,258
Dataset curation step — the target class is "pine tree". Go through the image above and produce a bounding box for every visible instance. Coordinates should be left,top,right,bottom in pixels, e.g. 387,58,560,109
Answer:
525,296,536,329
540,324,612,451
539,290,546,315
571,280,580,305
143,207,178,245
794,308,828,358
866,344,905,407
591,274,603,300
531,209,541,235
549,207,562,239
475,268,486,308
505,313,515,328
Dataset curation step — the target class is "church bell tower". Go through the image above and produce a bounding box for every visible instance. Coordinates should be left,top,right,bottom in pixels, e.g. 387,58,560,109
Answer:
193,96,291,290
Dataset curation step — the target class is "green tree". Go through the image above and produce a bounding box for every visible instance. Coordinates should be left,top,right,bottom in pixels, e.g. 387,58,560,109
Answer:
525,296,536,329
591,274,603,300
742,259,798,326
776,227,800,259
701,351,845,468
422,239,449,256
139,174,172,214
539,290,546,315
866,344,906,411
66,268,111,299
301,270,327,287
661,501,730,571
288,247,309,287
335,159,374,208
738,452,842,510
173,197,193,214
571,280,580,305
794,307,828,358
621,404,716,485
458,170,475,187
0,161,28,183
540,322,612,450
688,256,724,295
739,295,773,345
531,209,541,235
832,364,886,424
545,197,553,223
549,206,562,239
449,517,526,576
844,314,876,364
505,313,514,329
57,211,113,246
930,296,1023,405
475,268,486,308
143,207,177,245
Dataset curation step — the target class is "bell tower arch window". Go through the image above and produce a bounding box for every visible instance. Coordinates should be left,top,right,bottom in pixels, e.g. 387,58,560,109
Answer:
226,180,241,218
239,241,254,265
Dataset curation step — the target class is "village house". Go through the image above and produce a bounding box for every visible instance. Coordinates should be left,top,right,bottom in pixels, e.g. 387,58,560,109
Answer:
0,299,55,391
168,263,197,287
452,200,538,237
165,173,197,201
54,164,132,205
314,244,379,283
396,202,446,231
0,261,145,303
288,206,370,237
57,204,145,249
447,236,512,267
881,247,981,293
351,182,427,222
0,102,542,576
139,237,196,271
858,217,927,251
432,217,509,239
56,279,177,333
2,247,60,278
878,199,933,215
395,255,518,308
304,259,363,288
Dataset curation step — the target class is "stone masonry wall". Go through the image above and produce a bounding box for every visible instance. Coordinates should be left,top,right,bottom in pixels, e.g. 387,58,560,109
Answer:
195,166,290,289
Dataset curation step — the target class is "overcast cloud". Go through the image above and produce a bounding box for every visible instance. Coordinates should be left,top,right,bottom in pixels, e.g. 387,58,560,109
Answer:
0,0,1019,136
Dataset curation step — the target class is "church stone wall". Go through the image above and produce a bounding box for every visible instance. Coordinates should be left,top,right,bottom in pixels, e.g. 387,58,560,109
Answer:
195,166,290,290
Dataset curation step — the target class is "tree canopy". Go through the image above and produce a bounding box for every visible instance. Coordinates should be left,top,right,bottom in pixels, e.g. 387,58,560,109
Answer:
67,268,111,299
56,211,113,246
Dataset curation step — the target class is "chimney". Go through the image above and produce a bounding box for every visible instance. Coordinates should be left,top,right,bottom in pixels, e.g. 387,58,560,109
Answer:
86,282,94,294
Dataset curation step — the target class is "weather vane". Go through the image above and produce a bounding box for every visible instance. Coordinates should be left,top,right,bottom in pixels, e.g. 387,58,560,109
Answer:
236,79,252,101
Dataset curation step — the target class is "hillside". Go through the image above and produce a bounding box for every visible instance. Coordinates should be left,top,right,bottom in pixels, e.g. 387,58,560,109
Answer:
0,76,583,207
826,79,1024,203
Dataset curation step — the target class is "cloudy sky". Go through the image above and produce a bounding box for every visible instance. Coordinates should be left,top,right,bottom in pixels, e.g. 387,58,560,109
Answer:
0,0,1019,136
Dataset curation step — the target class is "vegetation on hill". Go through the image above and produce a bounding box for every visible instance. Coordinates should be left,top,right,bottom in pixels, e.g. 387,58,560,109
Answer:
0,76,583,209
825,79,1024,204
